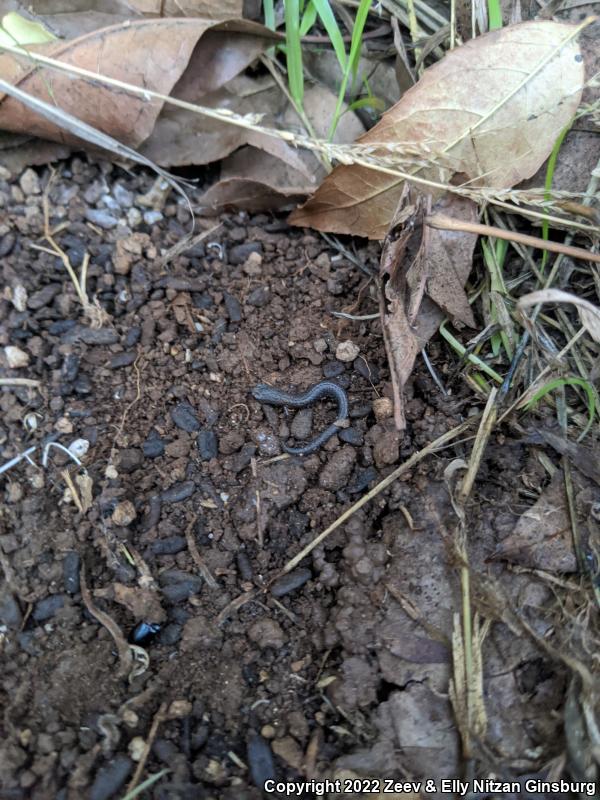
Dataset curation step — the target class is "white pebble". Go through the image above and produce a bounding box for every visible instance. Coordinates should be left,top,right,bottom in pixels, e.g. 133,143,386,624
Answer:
68,438,89,459
335,340,360,362
4,345,30,368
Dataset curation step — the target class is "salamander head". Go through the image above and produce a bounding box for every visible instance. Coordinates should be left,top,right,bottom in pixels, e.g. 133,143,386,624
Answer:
251,384,274,403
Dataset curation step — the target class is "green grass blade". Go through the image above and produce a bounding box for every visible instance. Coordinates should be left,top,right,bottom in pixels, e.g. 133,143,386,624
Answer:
487,0,502,30
523,376,597,440
327,0,372,140
541,121,571,271
439,321,504,383
300,0,318,36
312,0,347,69
119,769,170,800
263,0,275,31
285,0,304,107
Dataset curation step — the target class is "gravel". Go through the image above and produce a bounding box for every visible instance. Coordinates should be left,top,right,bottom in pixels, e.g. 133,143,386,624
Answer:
197,429,218,460
143,430,165,459
170,402,200,433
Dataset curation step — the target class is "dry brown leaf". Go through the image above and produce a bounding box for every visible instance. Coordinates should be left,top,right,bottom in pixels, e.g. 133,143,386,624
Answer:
0,1,142,39
126,0,242,18
290,20,586,239
198,146,314,213
380,190,477,428
113,582,166,623
197,84,365,212
0,17,275,151
490,470,577,572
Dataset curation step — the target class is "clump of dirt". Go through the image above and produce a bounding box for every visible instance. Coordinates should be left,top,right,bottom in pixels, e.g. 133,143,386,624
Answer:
0,159,575,798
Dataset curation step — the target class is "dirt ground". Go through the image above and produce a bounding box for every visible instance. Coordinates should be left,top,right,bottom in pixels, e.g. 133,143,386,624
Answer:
0,158,585,799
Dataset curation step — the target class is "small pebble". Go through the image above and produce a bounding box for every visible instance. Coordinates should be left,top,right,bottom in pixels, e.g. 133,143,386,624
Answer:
125,326,141,347
63,551,81,594
89,756,132,800
4,345,29,368
64,326,119,345
236,551,253,581
153,738,179,764
349,402,372,419
114,183,134,207
147,536,187,556
19,168,40,195
0,590,22,629
117,448,143,473
157,623,182,646
143,430,165,459
27,283,61,310
62,353,80,383
171,402,200,433
373,396,394,421
247,286,270,307
127,208,142,228
339,427,364,446
231,443,256,473
73,374,92,395
47,320,75,335
0,232,16,257
197,429,218,460
354,357,380,384
110,352,136,369
230,242,262,265
270,568,312,598
348,466,378,494
322,360,345,378
336,340,360,362
247,734,276,789
33,594,66,622
112,500,136,526
143,210,163,225
223,292,242,323
290,409,312,441
161,481,195,503
85,209,119,230
160,572,202,603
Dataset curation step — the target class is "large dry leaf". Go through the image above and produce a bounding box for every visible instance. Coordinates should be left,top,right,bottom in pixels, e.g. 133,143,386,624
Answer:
197,84,365,213
0,17,275,150
127,0,242,17
490,471,577,573
290,20,585,239
0,1,142,39
380,190,477,428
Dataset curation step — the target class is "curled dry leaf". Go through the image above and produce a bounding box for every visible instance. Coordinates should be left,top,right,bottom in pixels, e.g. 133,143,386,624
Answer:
517,288,600,343
126,0,243,18
380,190,478,429
197,84,365,212
490,470,577,573
0,17,276,152
290,20,586,239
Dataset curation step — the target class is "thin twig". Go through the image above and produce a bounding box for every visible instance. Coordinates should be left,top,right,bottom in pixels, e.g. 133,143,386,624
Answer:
80,566,133,679
125,703,168,796
279,418,475,575
426,214,600,264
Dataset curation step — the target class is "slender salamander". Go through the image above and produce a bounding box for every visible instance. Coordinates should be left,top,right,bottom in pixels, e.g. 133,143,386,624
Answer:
251,380,349,456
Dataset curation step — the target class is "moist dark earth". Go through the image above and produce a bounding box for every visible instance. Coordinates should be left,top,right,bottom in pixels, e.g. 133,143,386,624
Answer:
0,159,572,799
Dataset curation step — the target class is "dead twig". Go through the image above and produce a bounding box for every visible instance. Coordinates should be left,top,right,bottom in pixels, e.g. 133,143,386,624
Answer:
80,566,133,679
427,213,600,264
125,702,168,796
279,417,475,575
185,517,218,590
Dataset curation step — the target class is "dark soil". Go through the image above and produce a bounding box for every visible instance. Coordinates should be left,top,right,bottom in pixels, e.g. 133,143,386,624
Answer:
0,159,571,799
